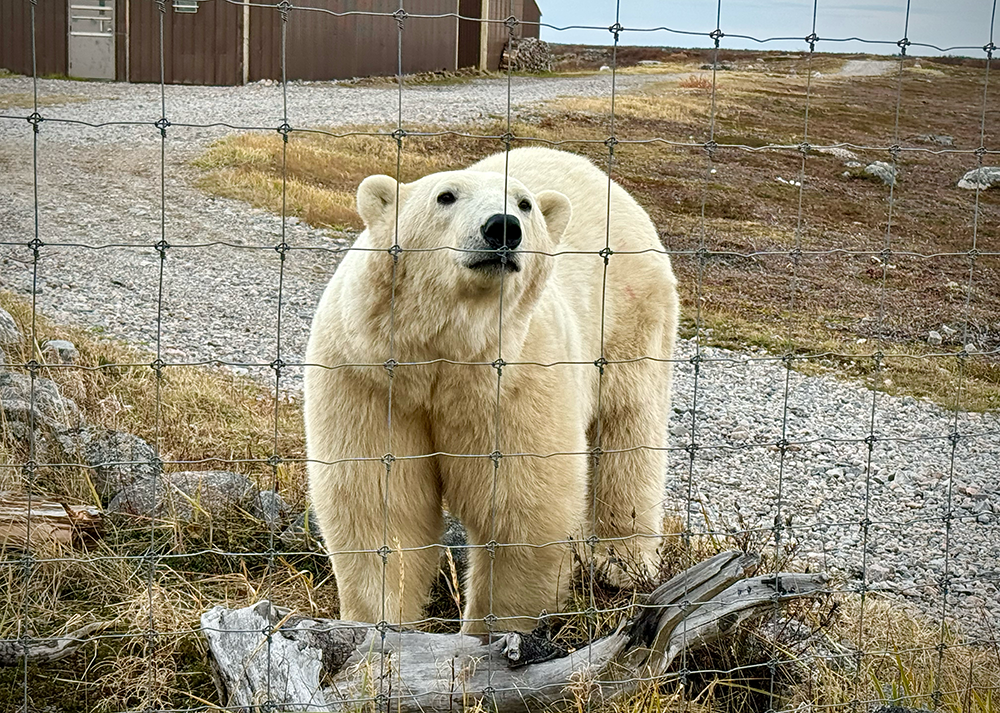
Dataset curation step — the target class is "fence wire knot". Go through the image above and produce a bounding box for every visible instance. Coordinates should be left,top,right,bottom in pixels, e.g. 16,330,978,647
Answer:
864,434,877,448
277,0,293,21
489,450,502,466
387,243,402,261
504,15,519,32
896,37,910,55
608,22,623,41
709,28,725,46
25,358,40,375
594,356,607,374
703,139,718,157
383,358,398,376
485,541,499,558
974,145,987,159
776,438,789,452
377,545,392,562
604,135,619,150
684,442,699,456
375,620,390,634
781,353,795,367
585,534,600,549
154,238,169,257
590,445,603,460
482,685,497,697
889,144,901,161
492,357,506,375
483,614,497,629
805,32,819,50
274,241,289,257
270,358,285,372
598,246,613,264
19,551,35,578
393,8,407,29
26,112,43,133
390,128,407,144
150,358,166,373
947,431,962,446
381,453,395,468
27,237,42,253
500,132,515,149
154,117,170,137
985,42,997,59
276,122,292,142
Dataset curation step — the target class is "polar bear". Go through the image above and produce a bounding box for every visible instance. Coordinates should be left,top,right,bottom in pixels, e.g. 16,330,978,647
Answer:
305,147,678,634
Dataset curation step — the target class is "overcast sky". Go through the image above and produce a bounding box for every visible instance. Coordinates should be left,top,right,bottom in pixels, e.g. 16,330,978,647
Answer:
537,1,998,57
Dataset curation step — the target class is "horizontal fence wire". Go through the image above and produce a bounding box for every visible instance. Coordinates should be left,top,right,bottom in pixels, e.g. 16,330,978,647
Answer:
0,0,997,712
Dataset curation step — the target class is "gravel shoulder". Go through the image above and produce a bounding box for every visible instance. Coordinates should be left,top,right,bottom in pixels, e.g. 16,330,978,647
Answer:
1,71,997,639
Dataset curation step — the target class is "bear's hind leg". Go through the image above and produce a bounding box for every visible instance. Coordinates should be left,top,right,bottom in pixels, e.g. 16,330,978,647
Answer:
588,360,672,587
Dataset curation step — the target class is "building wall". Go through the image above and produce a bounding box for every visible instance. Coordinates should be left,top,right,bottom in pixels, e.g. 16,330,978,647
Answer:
250,0,460,82
0,0,68,77
127,0,243,85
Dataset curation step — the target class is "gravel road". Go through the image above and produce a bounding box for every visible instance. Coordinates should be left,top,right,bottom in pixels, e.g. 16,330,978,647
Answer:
1,72,997,639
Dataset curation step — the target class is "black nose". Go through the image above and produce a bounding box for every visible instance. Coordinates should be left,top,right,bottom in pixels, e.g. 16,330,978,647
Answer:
481,213,522,250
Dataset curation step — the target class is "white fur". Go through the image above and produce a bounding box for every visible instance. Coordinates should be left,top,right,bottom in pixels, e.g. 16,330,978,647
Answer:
305,147,679,634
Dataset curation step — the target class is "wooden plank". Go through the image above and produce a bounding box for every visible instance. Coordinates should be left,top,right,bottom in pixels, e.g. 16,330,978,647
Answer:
0,492,102,549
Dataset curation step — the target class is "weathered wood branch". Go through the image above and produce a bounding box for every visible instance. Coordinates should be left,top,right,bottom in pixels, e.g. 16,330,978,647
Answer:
0,622,111,667
201,551,828,712
0,492,103,549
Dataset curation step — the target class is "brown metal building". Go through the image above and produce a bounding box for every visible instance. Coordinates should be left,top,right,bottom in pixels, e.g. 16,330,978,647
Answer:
0,0,541,85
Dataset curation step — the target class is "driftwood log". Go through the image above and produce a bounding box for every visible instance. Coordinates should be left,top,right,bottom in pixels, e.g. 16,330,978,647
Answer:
0,492,102,549
201,551,828,712
0,622,111,667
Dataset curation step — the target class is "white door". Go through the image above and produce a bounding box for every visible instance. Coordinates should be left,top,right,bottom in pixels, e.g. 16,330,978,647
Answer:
68,0,115,80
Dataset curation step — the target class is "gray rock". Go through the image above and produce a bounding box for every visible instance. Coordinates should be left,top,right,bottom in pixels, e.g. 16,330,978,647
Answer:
252,489,292,529
815,146,860,162
0,371,82,460
957,166,1000,190
864,161,897,186
41,339,79,364
927,330,942,346
0,308,21,346
914,133,954,146
280,506,321,549
56,427,160,501
108,470,255,519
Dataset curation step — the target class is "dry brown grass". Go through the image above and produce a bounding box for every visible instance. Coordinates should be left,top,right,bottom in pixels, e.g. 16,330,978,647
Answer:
0,92,90,110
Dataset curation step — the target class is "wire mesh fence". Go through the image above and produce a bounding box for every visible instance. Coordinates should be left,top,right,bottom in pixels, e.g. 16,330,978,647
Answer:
0,0,998,711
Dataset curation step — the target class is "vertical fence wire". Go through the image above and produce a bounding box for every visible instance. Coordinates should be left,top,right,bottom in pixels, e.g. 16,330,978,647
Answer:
854,3,911,707
20,3,40,712
768,3,822,709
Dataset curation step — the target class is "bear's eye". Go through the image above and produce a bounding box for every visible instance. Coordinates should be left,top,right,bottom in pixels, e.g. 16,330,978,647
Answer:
518,199,532,212
437,191,456,206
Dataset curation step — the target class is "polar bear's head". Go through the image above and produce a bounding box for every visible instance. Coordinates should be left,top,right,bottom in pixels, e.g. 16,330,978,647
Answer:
356,169,571,290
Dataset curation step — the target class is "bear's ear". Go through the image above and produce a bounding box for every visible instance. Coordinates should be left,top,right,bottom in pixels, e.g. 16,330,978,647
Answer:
357,174,401,227
535,190,571,244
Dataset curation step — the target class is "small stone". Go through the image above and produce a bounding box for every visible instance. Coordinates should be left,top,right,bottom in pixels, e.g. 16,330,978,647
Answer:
927,330,942,346
42,339,79,364
957,166,1000,190
280,507,321,548
57,427,161,501
863,161,897,186
252,490,291,529
109,470,255,520
0,308,22,346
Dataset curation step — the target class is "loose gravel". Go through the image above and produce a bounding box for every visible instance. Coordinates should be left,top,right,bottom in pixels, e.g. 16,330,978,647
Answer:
1,73,997,640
